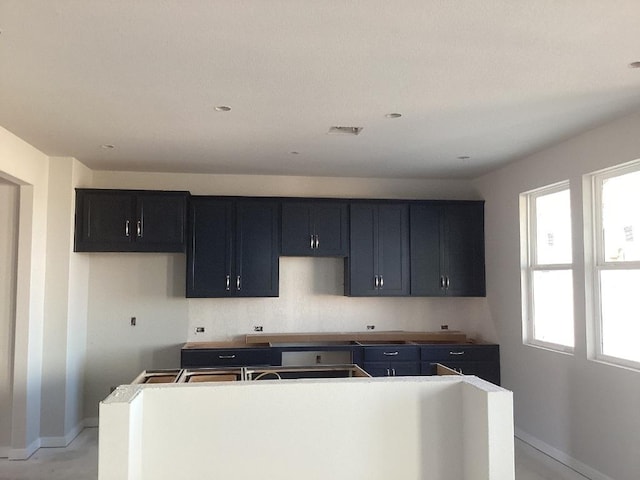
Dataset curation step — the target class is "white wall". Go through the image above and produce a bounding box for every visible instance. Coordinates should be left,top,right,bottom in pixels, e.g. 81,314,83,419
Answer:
83,171,494,419
0,180,19,456
474,110,640,480
98,377,514,480
0,126,50,458
40,157,93,445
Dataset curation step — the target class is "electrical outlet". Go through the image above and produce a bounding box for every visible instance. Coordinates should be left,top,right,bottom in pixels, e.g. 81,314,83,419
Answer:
254,325,263,332
195,327,205,333
366,325,375,330
441,324,449,330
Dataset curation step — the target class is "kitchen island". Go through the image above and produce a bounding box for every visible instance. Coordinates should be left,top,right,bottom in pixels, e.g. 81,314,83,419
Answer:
99,374,514,480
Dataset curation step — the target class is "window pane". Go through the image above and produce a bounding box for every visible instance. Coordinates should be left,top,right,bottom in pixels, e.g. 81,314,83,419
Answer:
535,189,572,264
602,170,640,262
532,269,574,347
600,270,640,363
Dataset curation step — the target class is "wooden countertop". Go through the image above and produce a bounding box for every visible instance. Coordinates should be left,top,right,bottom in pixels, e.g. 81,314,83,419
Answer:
183,330,467,349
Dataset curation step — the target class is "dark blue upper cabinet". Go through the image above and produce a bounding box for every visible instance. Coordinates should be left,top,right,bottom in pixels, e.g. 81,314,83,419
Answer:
74,189,187,252
410,201,486,297
346,203,410,297
281,200,348,256
187,197,279,298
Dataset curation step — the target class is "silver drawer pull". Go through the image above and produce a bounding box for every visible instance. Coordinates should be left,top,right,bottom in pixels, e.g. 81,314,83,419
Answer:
225,275,230,291
125,220,130,237
449,351,465,355
218,354,236,359
383,351,399,356
310,235,314,249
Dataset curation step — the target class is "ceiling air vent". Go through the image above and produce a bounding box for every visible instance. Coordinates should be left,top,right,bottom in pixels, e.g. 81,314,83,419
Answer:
327,126,363,136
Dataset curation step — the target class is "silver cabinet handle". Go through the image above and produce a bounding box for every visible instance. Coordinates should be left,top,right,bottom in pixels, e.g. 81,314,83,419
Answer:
449,351,465,356
374,275,379,288
218,354,236,359
136,220,142,238
386,368,390,376
236,275,241,291
440,275,445,289
383,351,399,356
445,276,450,289
392,368,396,376
225,275,230,291
125,220,130,237
379,275,384,288
310,235,314,249
315,235,319,249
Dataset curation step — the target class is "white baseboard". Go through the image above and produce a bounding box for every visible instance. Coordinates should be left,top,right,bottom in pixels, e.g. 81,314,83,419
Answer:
83,417,99,428
8,437,41,460
40,420,85,448
515,428,613,480
7,418,98,459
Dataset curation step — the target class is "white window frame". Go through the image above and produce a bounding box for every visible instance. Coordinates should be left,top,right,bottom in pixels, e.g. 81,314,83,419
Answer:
591,161,640,370
521,181,574,353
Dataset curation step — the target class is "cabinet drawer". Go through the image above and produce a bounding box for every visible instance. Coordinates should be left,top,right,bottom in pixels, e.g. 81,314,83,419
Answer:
420,344,499,362
362,346,419,362
181,348,273,368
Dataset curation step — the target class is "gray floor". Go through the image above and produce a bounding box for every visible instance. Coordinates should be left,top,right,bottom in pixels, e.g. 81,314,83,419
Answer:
0,428,590,480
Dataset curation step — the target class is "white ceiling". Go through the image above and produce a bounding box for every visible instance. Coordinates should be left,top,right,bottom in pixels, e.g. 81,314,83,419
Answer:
2,1,640,179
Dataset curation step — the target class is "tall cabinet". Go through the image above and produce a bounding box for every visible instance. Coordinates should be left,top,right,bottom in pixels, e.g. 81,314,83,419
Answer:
410,201,485,297
187,197,279,297
346,202,410,296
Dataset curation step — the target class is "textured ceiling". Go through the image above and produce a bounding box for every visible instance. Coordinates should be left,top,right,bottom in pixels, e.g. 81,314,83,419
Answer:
2,1,640,179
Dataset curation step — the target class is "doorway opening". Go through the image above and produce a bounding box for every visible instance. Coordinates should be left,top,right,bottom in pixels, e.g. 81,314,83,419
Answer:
0,178,19,457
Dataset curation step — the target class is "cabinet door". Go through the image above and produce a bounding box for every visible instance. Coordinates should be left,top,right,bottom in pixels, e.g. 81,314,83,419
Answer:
235,201,279,297
312,202,348,256
75,191,134,251
377,204,410,296
443,203,486,296
347,204,378,296
186,198,233,297
281,203,313,255
410,204,444,296
136,192,187,252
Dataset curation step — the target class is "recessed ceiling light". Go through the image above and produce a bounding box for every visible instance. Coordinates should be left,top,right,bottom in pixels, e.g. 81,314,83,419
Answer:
457,156,470,160
290,151,300,155
100,144,115,149
385,113,402,119
214,105,231,112
327,126,363,136
628,62,640,69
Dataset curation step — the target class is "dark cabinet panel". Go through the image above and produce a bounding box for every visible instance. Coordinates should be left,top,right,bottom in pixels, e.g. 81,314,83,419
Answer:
74,189,187,252
362,345,419,363
420,344,500,385
78,191,134,248
187,199,233,297
361,344,419,377
410,202,485,297
186,197,279,298
236,201,279,297
181,348,273,368
136,193,187,251
363,362,420,377
281,201,348,256
347,203,409,296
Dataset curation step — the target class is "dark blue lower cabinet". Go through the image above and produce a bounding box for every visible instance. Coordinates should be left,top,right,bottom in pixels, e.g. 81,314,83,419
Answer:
362,362,420,377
